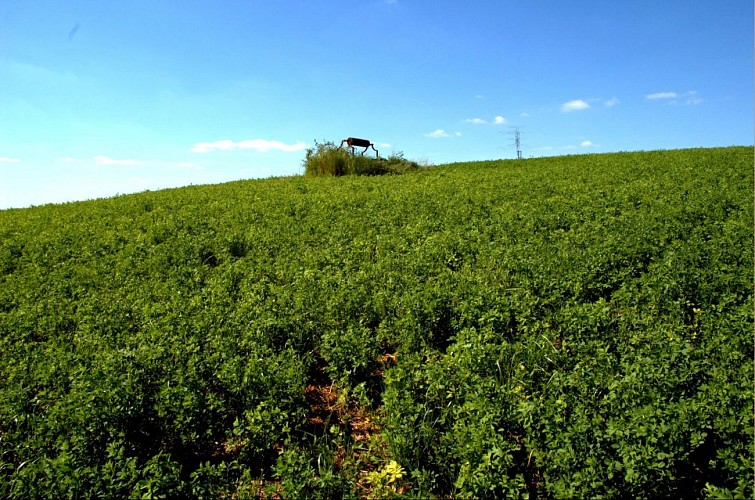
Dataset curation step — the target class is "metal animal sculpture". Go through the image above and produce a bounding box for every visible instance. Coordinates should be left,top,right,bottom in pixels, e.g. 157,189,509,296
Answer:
340,137,379,158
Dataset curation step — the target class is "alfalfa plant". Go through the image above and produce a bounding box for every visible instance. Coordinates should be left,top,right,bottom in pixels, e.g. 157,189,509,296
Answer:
303,141,421,177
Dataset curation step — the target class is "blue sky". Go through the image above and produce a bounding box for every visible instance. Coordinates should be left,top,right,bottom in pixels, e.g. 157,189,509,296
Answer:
1,1,752,209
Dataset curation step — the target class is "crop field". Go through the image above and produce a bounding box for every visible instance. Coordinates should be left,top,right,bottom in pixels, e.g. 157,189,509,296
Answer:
0,147,752,498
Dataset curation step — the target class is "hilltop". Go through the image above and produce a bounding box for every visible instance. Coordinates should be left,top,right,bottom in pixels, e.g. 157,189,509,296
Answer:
0,147,752,498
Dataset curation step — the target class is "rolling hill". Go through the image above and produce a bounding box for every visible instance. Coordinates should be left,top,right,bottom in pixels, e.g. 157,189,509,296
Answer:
0,147,752,498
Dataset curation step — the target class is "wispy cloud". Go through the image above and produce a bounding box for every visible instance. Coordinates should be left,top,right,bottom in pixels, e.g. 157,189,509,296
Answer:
175,162,203,170
646,90,703,105
604,97,620,107
191,138,307,153
0,157,21,163
684,91,703,105
464,115,506,125
5,60,80,86
237,139,307,152
561,99,590,112
94,156,145,166
646,92,677,100
93,156,202,170
425,129,450,138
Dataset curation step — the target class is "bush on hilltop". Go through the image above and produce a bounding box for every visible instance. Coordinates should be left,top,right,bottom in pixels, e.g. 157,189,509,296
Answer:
303,140,421,177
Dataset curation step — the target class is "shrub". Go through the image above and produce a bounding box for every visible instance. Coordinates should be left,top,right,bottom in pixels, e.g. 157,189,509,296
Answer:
302,141,420,177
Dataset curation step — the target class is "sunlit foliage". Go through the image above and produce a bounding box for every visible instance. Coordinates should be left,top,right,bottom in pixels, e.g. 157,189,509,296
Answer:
0,147,751,497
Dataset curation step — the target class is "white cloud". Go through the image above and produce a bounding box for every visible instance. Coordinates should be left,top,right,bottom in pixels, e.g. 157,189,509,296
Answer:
561,99,590,112
464,116,505,125
646,91,702,105
425,129,450,138
94,156,145,166
520,112,530,117
646,92,677,100
455,132,462,137
191,138,307,153
604,97,620,107
0,157,21,163
580,140,593,147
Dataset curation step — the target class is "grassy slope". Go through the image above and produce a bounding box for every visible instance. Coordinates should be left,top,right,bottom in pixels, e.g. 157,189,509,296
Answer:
0,147,752,498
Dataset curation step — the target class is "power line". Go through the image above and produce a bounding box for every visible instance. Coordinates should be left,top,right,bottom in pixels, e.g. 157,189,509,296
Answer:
514,128,522,159
503,127,525,159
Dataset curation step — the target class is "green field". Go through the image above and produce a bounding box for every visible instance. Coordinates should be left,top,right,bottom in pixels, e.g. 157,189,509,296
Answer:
1,147,752,498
